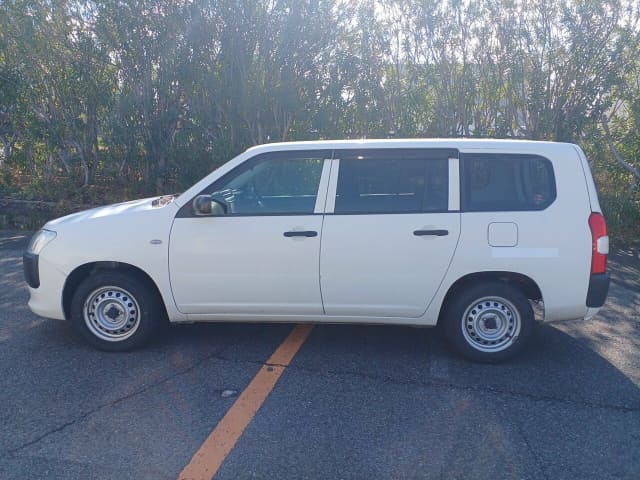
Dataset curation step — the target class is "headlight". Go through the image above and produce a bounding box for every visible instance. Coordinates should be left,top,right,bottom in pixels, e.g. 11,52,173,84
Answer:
27,229,57,255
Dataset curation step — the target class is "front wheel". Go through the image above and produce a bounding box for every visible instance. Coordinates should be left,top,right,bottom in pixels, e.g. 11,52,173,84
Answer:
442,282,534,363
70,271,164,351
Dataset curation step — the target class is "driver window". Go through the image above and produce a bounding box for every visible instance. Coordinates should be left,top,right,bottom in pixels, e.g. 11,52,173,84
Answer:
209,152,326,215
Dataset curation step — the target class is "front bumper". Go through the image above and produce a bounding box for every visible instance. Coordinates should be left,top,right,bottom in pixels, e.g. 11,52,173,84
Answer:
23,252,67,320
23,252,40,288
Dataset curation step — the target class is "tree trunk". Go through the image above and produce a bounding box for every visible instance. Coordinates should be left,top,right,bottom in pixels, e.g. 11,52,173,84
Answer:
601,114,640,183
155,151,166,195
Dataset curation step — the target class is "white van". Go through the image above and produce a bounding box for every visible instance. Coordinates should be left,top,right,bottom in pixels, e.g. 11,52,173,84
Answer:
23,139,610,362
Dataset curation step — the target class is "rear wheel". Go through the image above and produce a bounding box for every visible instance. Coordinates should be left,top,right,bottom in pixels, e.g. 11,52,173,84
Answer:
70,271,164,351
443,282,534,362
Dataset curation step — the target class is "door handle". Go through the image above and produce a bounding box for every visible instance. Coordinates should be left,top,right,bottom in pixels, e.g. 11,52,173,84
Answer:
413,229,449,236
284,230,318,238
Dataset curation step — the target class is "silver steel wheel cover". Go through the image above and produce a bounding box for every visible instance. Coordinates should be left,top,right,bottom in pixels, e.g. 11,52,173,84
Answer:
461,296,521,352
83,286,141,342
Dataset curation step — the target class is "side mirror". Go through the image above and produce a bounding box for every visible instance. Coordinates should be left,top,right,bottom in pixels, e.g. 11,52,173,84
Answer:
193,195,227,216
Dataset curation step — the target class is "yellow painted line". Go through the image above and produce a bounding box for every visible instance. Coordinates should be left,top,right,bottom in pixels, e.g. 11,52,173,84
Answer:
179,324,314,480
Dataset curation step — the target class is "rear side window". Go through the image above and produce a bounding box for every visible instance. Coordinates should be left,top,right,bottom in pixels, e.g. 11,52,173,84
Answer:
334,149,451,214
461,153,556,211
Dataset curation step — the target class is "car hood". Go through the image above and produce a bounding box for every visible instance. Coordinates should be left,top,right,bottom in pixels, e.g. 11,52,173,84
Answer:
44,196,176,229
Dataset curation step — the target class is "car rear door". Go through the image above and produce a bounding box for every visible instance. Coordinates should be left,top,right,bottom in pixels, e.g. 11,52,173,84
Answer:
319,148,461,318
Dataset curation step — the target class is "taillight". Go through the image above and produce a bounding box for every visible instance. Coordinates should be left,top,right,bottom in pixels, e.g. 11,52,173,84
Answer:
588,212,608,274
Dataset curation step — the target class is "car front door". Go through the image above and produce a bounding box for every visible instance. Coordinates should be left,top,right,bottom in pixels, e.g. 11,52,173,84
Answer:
169,150,331,316
320,148,461,318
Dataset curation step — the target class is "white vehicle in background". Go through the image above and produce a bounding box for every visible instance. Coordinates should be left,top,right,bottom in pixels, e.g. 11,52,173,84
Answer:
24,139,610,362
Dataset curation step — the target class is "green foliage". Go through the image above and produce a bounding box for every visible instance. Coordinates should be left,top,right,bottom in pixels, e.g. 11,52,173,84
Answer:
0,0,639,242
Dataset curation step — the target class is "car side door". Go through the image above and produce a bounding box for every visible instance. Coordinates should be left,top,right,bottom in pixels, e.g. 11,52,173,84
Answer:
169,150,331,316
319,148,461,319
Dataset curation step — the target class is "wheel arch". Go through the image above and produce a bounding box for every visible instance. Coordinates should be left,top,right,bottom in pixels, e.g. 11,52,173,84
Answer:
438,271,542,324
62,261,168,321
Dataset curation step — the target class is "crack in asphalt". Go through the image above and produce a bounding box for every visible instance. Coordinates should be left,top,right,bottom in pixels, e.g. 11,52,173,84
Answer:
303,365,640,413
218,355,640,414
2,330,265,456
512,420,551,480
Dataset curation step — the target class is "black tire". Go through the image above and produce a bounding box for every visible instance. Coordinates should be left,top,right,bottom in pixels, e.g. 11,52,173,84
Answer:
70,271,165,351
442,282,534,363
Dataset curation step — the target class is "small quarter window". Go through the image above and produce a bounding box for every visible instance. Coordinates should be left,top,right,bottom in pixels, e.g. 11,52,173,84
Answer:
334,149,451,214
461,153,556,211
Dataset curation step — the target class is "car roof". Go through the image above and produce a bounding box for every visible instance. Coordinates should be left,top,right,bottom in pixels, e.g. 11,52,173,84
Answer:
245,138,575,154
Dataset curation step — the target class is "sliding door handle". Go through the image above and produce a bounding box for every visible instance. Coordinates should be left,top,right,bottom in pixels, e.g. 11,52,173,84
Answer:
284,230,318,238
413,229,449,237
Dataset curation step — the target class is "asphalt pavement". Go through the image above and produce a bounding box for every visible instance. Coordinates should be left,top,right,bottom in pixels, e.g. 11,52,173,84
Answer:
0,231,638,479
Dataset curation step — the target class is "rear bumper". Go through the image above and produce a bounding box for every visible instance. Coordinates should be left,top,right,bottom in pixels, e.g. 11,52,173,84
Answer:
586,273,610,308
